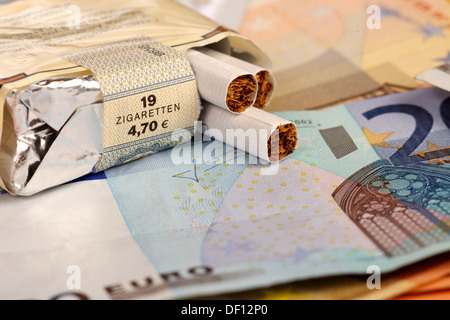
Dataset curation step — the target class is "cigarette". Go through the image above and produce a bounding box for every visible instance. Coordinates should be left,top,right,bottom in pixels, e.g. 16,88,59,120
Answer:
194,47,276,109
267,121,298,162
254,70,275,109
199,101,298,163
185,49,257,113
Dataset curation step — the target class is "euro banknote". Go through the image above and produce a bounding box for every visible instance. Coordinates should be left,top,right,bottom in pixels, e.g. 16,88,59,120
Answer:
1,86,450,299
240,0,450,110
407,275,450,295
393,286,450,300
202,252,450,300
393,272,450,300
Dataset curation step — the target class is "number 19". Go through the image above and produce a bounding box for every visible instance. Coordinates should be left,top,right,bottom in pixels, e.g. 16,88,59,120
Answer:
141,95,156,108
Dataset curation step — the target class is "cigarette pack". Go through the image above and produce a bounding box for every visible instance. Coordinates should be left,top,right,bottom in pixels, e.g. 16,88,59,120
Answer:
0,0,271,195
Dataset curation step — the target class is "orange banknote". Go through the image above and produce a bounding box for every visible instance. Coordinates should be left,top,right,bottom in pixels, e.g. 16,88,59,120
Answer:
201,253,450,300
240,0,450,110
392,275,450,300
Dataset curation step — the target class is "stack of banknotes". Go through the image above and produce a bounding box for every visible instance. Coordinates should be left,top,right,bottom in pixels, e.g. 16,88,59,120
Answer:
1,0,450,300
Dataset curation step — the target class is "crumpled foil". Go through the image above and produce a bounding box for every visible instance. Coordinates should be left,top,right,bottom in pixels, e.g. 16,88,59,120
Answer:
0,75,194,196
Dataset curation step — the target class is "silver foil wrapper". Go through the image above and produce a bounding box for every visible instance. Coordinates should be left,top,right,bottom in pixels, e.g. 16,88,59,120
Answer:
0,75,194,196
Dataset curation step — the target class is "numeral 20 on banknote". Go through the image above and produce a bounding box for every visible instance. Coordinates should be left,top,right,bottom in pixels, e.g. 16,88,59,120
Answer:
363,97,450,166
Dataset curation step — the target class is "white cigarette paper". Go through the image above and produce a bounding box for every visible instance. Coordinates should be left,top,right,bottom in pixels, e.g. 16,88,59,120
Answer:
199,101,298,163
185,49,257,113
196,47,276,109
